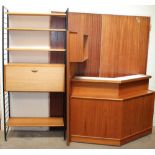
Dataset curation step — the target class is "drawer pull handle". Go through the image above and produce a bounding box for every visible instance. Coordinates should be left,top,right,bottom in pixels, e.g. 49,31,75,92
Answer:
31,70,38,73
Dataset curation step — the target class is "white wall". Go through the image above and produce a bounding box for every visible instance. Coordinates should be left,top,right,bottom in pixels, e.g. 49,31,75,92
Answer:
0,0,155,127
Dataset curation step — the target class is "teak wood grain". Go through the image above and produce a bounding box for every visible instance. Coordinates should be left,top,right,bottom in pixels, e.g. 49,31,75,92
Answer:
67,13,152,146
68,32,88,62
5,64,65,92
71,77,150,99
68,14,150,77
99,15,150,77
122,94,154,138
7,117,64,127
70,93,154,145
6,28,66,31
68,13,102,76
6,12,66,16
6,48,66,51
70,98,122,139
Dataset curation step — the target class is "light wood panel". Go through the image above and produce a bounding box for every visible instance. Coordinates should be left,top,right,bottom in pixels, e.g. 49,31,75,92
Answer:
7,117,64,127
6,48,66,51
100,15,150,77
5,63,63,67
6,28,66,31
6,12,66,17
5,63,65,92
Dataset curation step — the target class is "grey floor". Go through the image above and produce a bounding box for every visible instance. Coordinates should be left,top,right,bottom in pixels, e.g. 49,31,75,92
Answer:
0,128,155,149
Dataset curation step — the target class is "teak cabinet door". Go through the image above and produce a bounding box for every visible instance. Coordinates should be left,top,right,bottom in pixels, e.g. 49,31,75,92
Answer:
68,31,88,62
5,64,65,92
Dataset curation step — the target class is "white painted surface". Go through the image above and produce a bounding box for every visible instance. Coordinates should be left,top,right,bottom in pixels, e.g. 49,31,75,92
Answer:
9,51,50,63
9,31,50,48
10,92,49,131
74,74,148,81
9,16,50,28
0,1,155,129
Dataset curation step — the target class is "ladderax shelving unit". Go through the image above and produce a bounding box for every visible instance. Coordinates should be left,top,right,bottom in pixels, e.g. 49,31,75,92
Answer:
2,6,68,141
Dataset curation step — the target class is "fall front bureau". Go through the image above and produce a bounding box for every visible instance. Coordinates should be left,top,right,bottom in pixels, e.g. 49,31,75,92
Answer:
4,63,65,92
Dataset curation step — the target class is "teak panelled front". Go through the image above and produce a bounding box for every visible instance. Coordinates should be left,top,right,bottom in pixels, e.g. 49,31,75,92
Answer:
100,15,150,77
70,98,122,138
122,94,154,138
70,94,154,145
68,13,102,76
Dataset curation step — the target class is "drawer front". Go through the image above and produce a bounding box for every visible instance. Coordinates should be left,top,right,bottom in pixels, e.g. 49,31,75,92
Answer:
5,65,65,92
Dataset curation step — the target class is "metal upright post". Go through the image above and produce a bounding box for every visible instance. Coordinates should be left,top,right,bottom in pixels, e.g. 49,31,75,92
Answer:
63,8,69,140
2,5,9,141
7,9,11,119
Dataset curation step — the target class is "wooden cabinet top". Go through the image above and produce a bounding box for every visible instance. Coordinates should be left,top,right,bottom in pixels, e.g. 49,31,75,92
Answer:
72,74,151,84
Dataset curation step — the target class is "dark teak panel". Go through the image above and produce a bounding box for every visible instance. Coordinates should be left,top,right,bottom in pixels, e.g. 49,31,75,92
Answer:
68,13,102,76
50,16,66,117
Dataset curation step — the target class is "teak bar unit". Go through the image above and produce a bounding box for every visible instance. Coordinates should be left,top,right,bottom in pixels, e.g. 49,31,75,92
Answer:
2,7,155,146
2,6,68,141
70,75,154,146
67,12,154,146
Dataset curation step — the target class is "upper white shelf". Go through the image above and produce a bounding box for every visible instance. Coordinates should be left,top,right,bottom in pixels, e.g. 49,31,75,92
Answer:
6,12,66,17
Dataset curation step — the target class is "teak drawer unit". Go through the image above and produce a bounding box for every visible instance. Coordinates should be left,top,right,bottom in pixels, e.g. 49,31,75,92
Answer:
4,63,65,92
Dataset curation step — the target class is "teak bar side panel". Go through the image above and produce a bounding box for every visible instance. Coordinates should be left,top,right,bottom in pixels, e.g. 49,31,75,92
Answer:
122,94,154,138
100,15,150,77
70,98,122,139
